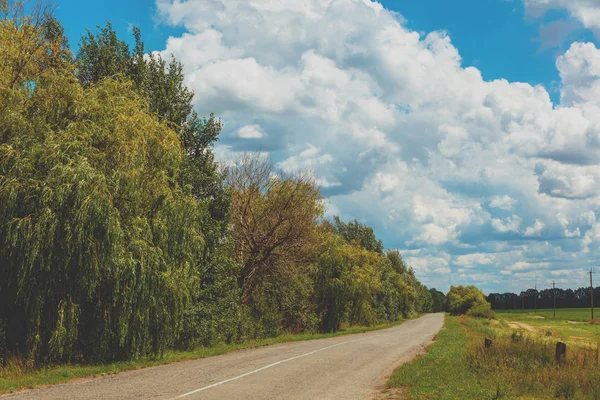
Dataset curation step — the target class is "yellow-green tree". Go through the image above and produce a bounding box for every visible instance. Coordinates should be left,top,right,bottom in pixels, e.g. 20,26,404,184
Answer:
0,7,204,362
225,154,324,334
447,285,495,319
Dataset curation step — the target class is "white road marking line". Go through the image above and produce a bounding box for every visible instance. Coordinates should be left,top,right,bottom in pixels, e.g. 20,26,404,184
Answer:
168,334,381,399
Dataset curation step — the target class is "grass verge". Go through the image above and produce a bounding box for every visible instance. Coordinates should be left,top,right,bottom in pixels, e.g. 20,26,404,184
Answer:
0,317,412,394
388,315,494,399
389,314,600,399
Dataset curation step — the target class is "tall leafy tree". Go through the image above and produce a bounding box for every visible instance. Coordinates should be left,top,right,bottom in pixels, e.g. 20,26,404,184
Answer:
76,23,230,261
226,154,324,305
0,9,206,362
328,216,384,253
429,288,446,312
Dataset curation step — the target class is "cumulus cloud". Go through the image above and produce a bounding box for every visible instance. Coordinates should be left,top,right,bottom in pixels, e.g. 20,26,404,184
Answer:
524,219,545,236
156,0,600,292
525,0,600,36
489,195,517,211
491,215,522,233
455,253,495,268
235,124,266,139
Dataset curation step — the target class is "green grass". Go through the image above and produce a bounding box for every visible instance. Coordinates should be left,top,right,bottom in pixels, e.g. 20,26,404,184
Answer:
389,314,600,399
388,316,497,399
0,318,411,394
496,308,600,346
497,308,597,322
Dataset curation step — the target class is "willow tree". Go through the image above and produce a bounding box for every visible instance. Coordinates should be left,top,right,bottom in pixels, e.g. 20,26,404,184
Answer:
76,22,230,262
0,7,204,362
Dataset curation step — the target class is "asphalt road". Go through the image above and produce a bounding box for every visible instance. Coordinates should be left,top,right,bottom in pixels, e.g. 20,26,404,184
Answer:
5,313,444,400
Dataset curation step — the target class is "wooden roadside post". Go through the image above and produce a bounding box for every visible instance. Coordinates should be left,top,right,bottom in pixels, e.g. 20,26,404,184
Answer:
555,342,567,365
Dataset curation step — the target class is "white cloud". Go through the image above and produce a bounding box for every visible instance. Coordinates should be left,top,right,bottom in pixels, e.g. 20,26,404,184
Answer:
156,0,600,292
525,0,600,36
404,254,449,274
491,215,522,233
557,42,600,107
489,195,517,210
235,124,266,139
455,253,495,268
278,144,333,171
507,261,549,271
524,219,545,236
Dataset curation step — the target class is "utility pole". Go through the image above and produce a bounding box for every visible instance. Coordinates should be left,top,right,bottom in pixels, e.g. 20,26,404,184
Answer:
552,280,556,318
521,292,524,312
590,268,595,321
534,285,537,315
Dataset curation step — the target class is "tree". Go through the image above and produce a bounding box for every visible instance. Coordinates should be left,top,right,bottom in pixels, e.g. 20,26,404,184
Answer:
386,250,408,275
226,154,324,305
0,11,205,362
429,288,446,312
76,23,230,262
447,286,495,319
328,216,384,253
313,233,384,331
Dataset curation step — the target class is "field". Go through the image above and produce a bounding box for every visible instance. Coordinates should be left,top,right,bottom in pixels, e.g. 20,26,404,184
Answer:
496,308,600,347
498,307,596,322
388,312,600,399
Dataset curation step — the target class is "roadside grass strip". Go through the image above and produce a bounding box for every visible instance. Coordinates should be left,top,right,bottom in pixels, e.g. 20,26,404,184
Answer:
389,314,600,399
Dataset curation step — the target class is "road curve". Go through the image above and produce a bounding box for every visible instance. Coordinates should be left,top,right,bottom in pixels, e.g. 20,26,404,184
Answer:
4,313,444,400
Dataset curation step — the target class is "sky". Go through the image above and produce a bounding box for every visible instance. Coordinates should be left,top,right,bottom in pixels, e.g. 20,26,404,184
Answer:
56,0,600,294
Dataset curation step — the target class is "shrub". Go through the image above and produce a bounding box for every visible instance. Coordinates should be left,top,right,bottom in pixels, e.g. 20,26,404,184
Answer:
447,285,494,318
466,302,496,319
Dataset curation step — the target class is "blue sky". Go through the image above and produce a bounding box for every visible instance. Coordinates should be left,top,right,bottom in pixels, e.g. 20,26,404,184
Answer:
55,0,600,293
55,0,182,52
58,0,596,102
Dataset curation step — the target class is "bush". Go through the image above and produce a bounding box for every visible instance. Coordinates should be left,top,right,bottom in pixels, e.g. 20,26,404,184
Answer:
447,285,494,318
466,302,496,319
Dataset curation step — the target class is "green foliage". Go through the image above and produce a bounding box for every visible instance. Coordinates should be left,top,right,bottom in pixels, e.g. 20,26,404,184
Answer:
467,302,497,319
75,20,233,348
429,288,446,312
178,252,248,349
447,285,495,319
314,231,430,333
0,16,206,362
0,7,436,370
328,216,384,253
76,22,230,257
385,250,408,274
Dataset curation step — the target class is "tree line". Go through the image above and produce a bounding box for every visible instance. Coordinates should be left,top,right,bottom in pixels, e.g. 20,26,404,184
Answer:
0,4,442,365
487,287,600,310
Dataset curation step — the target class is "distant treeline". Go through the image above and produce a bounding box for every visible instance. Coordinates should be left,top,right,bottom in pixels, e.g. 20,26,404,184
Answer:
0,4,443,365
487,287,600,310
